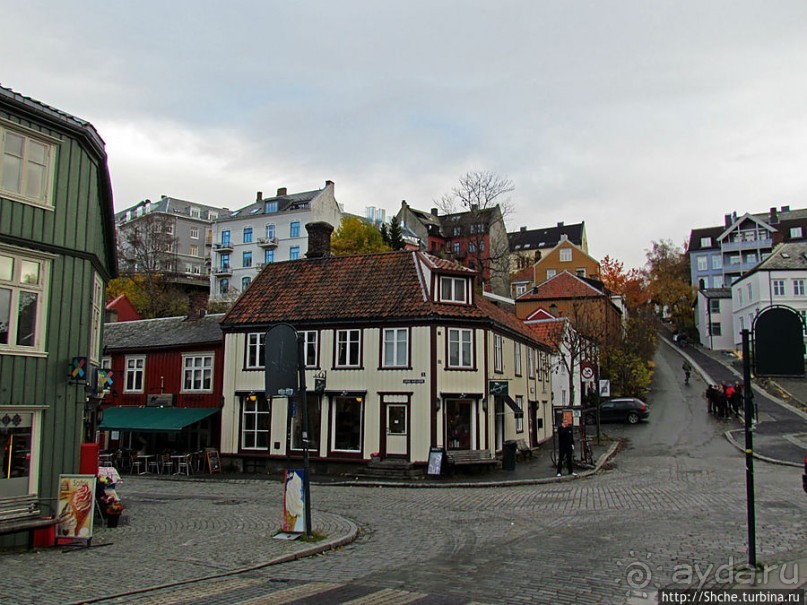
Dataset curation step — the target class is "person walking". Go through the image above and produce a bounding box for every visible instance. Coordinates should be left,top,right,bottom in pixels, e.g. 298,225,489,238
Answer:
556,419,576,477
682,360,692,385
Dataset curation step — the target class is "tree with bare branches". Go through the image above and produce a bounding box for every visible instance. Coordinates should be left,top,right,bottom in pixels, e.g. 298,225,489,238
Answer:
436,171,515,295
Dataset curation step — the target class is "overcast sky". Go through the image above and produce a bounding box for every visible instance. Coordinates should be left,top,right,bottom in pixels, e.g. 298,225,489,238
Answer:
4,1,807,269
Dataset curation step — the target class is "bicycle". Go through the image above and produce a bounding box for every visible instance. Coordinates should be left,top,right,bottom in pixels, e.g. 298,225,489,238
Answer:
579,437,594,467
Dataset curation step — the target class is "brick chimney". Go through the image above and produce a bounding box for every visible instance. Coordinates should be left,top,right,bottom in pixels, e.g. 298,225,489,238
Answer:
770,207,779,224
431,208,439,216
256,191,262,202
305,222,334,258
325,180,334,187
277,187,287,196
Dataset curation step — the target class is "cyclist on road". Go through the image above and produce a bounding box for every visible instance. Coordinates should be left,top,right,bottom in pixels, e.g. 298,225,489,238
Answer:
682,360,693,385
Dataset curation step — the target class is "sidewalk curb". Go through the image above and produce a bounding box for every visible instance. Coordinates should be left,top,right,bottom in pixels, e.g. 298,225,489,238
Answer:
723,429,803,468
320,440,623,489
65,517,360,605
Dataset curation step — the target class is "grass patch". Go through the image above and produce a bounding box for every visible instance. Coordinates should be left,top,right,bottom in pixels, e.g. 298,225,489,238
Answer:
298,530,327,543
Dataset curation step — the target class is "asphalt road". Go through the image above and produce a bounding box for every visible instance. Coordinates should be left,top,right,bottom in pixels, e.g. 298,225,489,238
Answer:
5,344,806,605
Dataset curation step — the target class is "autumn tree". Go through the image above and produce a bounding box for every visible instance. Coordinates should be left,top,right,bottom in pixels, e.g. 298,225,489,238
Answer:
437,170,514,295
600,255,651,310
646,239,694,333
115,211,190,318
331,216,391,256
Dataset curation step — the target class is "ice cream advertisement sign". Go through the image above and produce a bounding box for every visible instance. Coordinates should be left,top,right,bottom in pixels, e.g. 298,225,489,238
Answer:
283,470,306,533
57,474,96,542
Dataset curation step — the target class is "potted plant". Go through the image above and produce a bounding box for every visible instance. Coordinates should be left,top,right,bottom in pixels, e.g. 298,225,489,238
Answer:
104,500,124,527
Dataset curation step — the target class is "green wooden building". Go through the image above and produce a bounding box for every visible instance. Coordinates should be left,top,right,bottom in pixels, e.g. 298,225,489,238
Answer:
0,85,117,547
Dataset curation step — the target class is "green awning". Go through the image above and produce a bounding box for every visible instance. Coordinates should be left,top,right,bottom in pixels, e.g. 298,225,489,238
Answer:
99,407,219,433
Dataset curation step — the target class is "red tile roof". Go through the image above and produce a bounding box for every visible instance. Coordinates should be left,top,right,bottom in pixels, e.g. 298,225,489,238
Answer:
525,318,568,350
517,270,604,301
222,250,545,347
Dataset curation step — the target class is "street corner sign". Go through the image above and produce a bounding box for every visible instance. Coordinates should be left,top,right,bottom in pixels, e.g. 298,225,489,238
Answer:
580,361,595,382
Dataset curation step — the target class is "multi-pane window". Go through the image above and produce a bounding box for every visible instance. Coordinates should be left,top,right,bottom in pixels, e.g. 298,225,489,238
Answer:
1,126,54,206
791,227,803,239
124,356,145,392
440,276,466,303
189,245,198,257
709,299,720,314
528,347,535,378
243,227,253,243
290,247,300,260
515,396,524,433
773,280,785,296
265,201,278,213
514,342,522,376
302,330,318,367
190,227,199,239
712,255,722,270
546,269,556,279
447,328,473,368
246,332,265,368
219,278,229,295
710,323,722,336
219,253,230,271
241,395,270,450
290,222,300,238
697,256,708,271
243,251,252,268
336,329,361,368
182,354,213,392
265,224,275,239
700,237,712,248
90,274,104,364
242,276,251,290
0,249,49,352
290,393,320,450
794,279,805,296
559,248,572,262
383,328,408,368
265,249,275,263
493,334,503,372
453,242,460,256
221,230,231,246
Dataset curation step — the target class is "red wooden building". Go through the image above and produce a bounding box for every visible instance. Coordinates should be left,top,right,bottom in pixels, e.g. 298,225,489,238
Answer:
98,313,224,454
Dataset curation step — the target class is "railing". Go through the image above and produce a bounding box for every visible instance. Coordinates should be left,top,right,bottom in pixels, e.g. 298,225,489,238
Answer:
213,242,233,252
257,237,278,248
212,264,232,276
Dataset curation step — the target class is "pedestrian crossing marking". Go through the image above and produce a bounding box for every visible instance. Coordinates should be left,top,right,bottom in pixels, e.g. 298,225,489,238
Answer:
341,587,427,604
240,582,342,604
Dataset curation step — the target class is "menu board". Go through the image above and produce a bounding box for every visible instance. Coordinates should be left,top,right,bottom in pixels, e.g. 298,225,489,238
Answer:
427,448,444,476
206,449,221,474
56,474,96,542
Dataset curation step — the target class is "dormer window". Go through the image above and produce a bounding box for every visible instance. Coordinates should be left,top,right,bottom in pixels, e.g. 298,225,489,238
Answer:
265,201,278,213
440,276,467,303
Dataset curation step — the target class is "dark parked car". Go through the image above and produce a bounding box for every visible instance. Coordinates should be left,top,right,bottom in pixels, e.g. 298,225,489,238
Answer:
585,398,649,424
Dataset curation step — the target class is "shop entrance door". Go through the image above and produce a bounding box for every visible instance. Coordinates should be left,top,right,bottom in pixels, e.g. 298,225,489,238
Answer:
384,404,408,458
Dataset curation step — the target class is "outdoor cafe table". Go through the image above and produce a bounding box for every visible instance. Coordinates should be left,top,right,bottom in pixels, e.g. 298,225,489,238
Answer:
137,454,155,474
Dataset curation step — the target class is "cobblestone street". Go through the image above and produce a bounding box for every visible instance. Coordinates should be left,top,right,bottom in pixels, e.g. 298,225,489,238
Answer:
2,344,806,605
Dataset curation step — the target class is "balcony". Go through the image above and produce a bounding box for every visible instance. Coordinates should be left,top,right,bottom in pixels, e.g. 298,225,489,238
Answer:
212,263,232,276
214,242,233,253
257,237,278,248
721,238,772,253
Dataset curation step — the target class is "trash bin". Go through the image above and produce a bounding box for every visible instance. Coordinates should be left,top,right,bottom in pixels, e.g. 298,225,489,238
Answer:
502,440,517,471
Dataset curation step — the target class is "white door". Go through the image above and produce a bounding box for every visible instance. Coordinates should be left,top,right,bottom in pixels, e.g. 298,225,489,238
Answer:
385,404,408,457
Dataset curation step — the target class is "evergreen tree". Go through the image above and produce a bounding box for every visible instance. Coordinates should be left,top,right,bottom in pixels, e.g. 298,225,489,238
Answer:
388,215,405,250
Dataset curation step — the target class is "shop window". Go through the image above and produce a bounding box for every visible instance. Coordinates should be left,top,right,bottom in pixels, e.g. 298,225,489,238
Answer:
331,396,363,452
0,411,33,495
182,353,213,392
289,393,321,451
446,399,473,450
0,247,50,353
124,356,145,393
241,394,270,450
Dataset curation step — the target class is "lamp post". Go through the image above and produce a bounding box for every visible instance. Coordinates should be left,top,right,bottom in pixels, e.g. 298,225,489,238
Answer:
741,329,756,568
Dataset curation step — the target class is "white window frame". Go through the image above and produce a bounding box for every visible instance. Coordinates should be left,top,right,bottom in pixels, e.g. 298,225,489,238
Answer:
0,245,52,355
0,122,57,209
493,333,503,372
124,355,145,393
515,395,524,433
559,248,572,262
773,279,785,297
302,330,319,368
546,269,557,279
447,328,473,369
89,273,104,364
382,327,409,368
700,237,712,248
790,227,803,239
182,353,214,393
440,276,467,303
794,279,806,296
189,245,199,257
336,329,361,368
190,227,199,239
697,256,708,271
241,395,270,450
712,255,722,270
514,342,522,376
528,347,535,378
246,332,265,369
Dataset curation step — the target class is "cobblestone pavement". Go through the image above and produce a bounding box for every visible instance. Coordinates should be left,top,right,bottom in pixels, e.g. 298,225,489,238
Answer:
3,344,806,605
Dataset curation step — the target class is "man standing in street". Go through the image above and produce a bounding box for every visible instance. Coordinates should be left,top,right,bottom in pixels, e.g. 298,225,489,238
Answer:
556,419,576,477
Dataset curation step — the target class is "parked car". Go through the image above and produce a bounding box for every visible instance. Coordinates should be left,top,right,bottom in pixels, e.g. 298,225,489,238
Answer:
585,398,649,424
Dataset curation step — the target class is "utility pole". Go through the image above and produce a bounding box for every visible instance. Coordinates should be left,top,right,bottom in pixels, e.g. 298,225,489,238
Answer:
741,329,756,569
